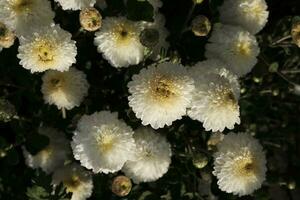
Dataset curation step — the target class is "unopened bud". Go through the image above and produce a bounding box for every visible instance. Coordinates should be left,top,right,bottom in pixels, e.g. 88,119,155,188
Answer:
79,8,102,32
191,15,211,37
0,98,17,122
0,22,15,48
192,152,208,169
140,28,160,48
111,176,132,197
291,20,300,47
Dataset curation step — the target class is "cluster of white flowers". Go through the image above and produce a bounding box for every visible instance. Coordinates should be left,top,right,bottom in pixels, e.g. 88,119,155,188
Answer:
0,0,271,199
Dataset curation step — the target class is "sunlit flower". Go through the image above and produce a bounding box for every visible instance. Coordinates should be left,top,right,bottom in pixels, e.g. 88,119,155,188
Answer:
187,60,240,132
128,62,194,129
94,17,145,68
123,127,172,183
0,0,54,36
219,0,269,34
54,0,96,10
17,24,77,73
52,163,93,200
23,127,70,174
41,68,89,111
71,111,136,174
213,132,267,196
205,24,259,77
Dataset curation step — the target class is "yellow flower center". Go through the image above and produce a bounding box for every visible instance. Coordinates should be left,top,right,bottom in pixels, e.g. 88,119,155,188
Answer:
235,156,257,178
64,175,81,192
95,129,116,153
39,146,53,162
34,40,55,63
11,0,33,14
236,40,251,56
113,23,136,45
150,75,178,102
212,86,238,109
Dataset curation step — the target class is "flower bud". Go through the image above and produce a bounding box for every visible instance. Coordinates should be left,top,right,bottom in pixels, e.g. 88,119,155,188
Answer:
0,22,15,48
111,176,132,197
140,28,160,48
291,20,300,48
79,8,102,32
191,15,211,37
192,152,208,169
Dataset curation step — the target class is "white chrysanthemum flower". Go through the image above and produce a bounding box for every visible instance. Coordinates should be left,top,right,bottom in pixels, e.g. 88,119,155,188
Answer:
94,17,145,68
140,13,169,60
219,0,269,34
187,60,240,132
41,68,89,111
96,0,107,9
123,127,171,183
55,0,96,10
23,127,70,174
17,24,77,73
52,163,93,200
213,132,267,196
205,24,260,77
0,0,54,36
128,62,195,129
71,111,136,174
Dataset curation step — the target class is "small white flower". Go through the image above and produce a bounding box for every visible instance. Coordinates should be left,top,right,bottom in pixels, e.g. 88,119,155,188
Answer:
140,13,169,60
52,163,93,200
123,127,171,183
41,68,89,110
23,127,70,174
187,60,240,132
94,17,145,68
71,111,136,174
0,0,55,36
128,62,194,129
219,0,269,34
17,24,77,73
54,0,96,10
213,132,267,196
205,24,260,77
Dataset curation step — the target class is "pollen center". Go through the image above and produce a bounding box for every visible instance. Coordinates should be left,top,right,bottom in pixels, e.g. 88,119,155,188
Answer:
95,129,115,153
35,41,55,63
113,23,135,45
236,40,251,56
64,175,81,192
235,157,257,177
12,0,33,14
150,75,177,101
